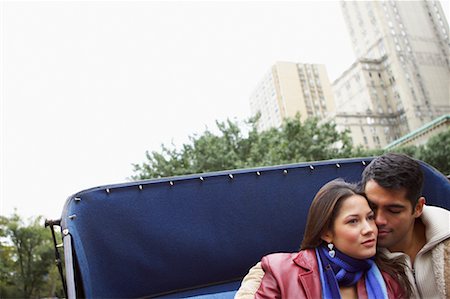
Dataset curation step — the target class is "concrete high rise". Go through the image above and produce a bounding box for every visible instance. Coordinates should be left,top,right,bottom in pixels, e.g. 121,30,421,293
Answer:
333,0,450,148
249,62,335,131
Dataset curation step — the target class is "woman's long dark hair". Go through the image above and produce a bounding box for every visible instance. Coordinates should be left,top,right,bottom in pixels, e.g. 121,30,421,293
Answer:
300,179,412,297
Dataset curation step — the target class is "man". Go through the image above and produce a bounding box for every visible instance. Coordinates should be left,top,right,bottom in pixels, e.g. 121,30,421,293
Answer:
235,153,450,298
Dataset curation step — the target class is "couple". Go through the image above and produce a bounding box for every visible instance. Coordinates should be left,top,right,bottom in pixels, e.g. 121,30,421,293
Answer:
235,153,450,298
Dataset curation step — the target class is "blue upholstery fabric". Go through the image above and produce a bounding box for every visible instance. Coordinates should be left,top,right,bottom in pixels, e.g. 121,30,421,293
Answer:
156,281,239,298
60,158,450,298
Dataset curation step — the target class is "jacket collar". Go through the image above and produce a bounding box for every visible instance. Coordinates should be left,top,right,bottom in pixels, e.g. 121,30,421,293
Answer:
292,248,318,271
293,249,322,298
292,249,372,298
421,205,450,246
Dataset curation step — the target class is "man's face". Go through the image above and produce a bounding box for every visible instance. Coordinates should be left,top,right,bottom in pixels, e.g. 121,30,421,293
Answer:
364,179,422,252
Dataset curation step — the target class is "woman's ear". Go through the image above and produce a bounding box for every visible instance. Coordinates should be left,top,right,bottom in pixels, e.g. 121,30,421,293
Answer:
321,230,333,244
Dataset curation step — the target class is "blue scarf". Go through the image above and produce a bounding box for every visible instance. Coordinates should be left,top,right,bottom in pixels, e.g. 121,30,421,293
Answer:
315,246,388,299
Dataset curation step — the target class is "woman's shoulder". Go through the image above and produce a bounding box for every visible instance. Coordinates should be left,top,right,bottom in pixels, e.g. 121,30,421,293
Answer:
261,249,317,271
261,252,296,262
380,271,406,299
380,271,399,286
263,249,315,261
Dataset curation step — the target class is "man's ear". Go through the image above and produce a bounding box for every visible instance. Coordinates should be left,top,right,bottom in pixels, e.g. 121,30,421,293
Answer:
321,231,333,244
414,197,426,218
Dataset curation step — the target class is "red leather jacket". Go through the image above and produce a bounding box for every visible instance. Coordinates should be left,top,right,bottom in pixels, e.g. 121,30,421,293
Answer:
255,249,405,299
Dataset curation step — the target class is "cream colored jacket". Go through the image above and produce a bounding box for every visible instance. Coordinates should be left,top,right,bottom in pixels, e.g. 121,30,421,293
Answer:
380,205,450,299
234,205,450,299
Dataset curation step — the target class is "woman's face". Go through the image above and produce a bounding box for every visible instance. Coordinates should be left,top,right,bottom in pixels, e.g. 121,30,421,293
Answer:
323,194,378,259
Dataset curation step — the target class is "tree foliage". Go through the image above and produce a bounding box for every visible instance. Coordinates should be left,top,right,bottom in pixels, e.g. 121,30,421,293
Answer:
133,115,450,180
416,128,450,175
352,128,450,176
0,213,64,298
132,115,354,179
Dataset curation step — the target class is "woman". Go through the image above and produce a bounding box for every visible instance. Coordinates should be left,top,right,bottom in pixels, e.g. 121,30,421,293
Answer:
254,179,411,299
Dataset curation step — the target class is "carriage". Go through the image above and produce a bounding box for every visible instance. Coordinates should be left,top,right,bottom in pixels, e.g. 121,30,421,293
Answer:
46,157,450,298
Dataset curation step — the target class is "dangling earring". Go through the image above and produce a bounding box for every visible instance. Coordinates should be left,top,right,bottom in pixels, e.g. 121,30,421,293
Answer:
328,243,335,258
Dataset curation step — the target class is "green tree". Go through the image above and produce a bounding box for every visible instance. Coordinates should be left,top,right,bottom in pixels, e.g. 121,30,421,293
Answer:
0,213,63,298
348,145,383,159
416,128,450,175
132,115,450,180
350,128,450,176
132,114,354,179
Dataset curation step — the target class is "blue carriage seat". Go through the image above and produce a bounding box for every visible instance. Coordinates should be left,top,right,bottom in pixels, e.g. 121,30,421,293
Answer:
59,157,450,298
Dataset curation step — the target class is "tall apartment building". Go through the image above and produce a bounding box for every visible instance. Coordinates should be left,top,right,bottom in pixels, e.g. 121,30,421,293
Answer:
333,56,404,148
333,0,450,148
249,62,335,131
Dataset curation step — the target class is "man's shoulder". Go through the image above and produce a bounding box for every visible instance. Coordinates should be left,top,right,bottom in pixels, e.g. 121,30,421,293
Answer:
423,205,450,215
422,205,450,239
234,262,265,299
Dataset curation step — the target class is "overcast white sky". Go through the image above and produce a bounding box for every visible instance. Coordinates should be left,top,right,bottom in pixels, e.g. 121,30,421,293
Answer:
2,1,448,220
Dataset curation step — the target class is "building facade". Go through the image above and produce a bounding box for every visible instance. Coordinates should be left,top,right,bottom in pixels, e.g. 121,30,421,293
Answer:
249,62,335,131
384,114,449,149
332,56,405,148
334,0,450,148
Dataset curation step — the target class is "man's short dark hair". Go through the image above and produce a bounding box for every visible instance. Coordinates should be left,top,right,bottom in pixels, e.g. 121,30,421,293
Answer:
361,153,424,208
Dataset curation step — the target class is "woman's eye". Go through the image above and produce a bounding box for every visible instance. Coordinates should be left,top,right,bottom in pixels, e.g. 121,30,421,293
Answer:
348,219,358,224
368,214,375,220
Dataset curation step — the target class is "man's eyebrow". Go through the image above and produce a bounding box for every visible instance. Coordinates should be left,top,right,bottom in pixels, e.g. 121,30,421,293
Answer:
367,202,407,209
385,204,407,209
